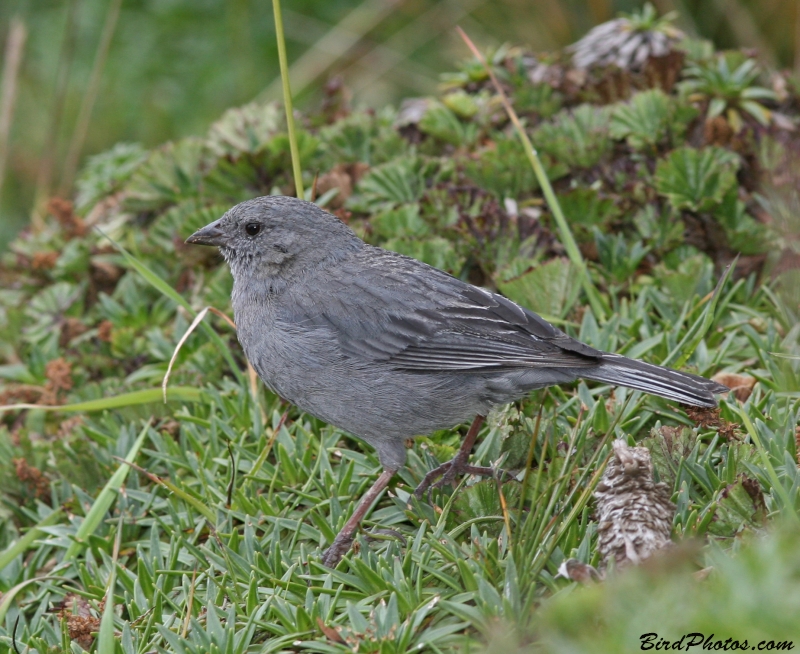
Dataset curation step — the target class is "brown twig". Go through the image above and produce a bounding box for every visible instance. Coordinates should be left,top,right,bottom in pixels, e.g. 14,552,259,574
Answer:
496,474,513,551
181,567,199,638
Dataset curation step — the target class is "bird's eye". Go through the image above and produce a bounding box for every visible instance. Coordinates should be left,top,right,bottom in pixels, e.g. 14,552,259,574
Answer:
245,223,261,236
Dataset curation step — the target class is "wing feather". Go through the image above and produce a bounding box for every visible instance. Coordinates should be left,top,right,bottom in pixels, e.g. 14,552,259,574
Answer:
286,247,603,372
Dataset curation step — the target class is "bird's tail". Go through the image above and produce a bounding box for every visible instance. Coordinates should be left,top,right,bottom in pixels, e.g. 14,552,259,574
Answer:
582,354,729,407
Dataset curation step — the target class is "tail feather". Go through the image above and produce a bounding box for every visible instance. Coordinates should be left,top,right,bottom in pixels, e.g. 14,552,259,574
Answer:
582,354,728,407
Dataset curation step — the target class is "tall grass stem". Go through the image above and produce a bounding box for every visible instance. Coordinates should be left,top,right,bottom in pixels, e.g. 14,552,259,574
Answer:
456,26,608,321
272,0,304,199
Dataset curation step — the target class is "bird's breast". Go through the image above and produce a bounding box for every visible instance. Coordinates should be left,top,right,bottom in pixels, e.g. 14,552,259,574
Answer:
234,297,344,397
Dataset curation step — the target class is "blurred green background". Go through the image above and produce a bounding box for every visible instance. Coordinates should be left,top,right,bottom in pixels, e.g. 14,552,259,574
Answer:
0,0,798,247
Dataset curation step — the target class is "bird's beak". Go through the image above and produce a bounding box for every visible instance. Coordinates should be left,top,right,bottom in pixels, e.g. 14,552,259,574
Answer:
186,219,227,247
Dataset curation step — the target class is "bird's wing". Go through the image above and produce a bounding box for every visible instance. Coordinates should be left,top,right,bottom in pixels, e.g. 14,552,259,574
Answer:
285,248,603,372
381,285,602,370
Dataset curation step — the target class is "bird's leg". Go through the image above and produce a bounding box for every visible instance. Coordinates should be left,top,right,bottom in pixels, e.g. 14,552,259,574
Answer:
414,414,513,500
413,414,484,499
321,468,395,567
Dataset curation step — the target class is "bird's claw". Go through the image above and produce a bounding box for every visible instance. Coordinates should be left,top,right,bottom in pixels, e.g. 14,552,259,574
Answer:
413,459,513,500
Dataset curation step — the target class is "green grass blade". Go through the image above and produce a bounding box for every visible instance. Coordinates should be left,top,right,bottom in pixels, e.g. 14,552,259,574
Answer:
148,474,217,523
663,256,737,369
0,363,36,383
272,0,304,198
0,508,63,572
97,578,118,653
734,405,798,519
0,387,202,414
0,575,71,624
100,230,192,312
63,421,150,560
117,457,217,523
97,515,123,654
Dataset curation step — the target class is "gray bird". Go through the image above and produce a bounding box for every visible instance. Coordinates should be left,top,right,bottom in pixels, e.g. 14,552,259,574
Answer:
186,195,728,566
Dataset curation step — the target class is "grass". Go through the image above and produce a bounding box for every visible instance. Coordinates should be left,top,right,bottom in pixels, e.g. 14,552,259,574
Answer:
1,6,800,652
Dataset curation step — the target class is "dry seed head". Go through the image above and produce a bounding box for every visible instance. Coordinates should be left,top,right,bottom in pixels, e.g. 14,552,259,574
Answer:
595,440,675,567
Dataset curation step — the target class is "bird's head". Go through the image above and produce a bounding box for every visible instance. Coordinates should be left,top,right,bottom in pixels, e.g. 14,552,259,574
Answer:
186,195,361,282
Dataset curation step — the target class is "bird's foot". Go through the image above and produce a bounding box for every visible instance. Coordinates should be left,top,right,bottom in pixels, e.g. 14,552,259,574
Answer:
413,457,513,500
